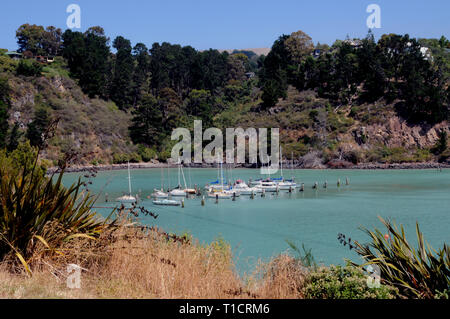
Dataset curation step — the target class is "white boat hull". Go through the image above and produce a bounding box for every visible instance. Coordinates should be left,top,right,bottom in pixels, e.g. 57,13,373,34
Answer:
170,189,186,196
153,199,181,206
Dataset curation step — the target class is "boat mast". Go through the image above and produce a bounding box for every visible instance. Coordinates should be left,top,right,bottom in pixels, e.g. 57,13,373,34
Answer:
127,161,132,195
161,166,164,191
178,161,181,188
168,161,171,190
280,146,283,179
180,163,188,189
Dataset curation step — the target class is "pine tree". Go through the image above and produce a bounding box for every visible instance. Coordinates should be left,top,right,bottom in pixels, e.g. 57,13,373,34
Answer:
26,108,50,148
7,122,21,152
110,36,134,110
129,95,163,147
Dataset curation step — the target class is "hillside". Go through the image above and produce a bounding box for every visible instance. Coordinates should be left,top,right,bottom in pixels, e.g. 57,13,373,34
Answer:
216,87,449,168
4,58,134,165
1,55,449,168
0,25,449,167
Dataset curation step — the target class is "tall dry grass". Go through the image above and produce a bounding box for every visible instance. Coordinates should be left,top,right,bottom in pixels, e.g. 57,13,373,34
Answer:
0,216,306,299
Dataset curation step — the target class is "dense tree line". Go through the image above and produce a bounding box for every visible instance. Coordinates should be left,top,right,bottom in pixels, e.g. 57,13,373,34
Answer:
16,24,62,56
10,24,450,155
260,31,449,123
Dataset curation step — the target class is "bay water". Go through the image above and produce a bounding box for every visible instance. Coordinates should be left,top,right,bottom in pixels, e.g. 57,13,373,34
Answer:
62,168,450,275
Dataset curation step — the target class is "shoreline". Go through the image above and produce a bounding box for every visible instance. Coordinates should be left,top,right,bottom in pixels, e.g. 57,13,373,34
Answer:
46,161,450,174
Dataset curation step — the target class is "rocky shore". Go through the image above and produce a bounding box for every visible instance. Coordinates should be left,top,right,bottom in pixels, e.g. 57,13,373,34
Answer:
46,160,450,174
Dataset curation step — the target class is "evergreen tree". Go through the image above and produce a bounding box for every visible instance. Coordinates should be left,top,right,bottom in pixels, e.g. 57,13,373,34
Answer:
26,108,50,148
62,27,110,98
7,122,21,152
259,35,291,108
132,43,151,106
129,94,162,147
110,36,134,109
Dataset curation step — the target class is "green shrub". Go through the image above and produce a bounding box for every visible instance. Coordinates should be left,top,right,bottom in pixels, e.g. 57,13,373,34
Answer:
327,112,354,133
413,148,432,162
0,56,18,73
304,265,397,299
16,60,43,77
137,144,157,162
112,152,142,164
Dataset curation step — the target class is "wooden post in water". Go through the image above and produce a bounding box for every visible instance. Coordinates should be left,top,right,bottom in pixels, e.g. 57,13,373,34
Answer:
337,178,341,187
313,182,318,189
261,189,266,197
345,177,349,185
201,196,205,206
105,193,108,202
250,191,255,199
232,192,236,201
300,183,305,192
323,180,328,189
215,194,219,204
181,199,185,208
289,186,292,193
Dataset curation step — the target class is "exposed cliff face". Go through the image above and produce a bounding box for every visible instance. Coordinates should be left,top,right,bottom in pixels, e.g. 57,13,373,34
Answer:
364,116,447,149
7,74,134,164
342,115,448,151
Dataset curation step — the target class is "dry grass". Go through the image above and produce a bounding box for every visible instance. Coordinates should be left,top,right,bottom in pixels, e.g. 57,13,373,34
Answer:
0,217,307,299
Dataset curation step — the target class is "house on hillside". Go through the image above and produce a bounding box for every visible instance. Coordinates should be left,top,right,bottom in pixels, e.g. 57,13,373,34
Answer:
35,55,48,63
312,49,322,58
5,51,22,60
344,39,362,48
245,72,255,79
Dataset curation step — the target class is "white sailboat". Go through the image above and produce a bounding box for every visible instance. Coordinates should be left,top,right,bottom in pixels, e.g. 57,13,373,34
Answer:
170,161,196,196
152,167,169,198
276,147,297,190
116,162,137,204
233,179,261,195
207,157,237,199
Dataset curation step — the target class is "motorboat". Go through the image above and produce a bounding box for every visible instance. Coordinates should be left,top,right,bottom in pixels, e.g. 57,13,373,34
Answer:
255,179,279,192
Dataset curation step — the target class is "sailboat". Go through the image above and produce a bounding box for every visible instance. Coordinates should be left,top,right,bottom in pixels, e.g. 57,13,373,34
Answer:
116,162,137,204
152,166,168,198
207,157,237,198
276,147,297,190
233,179,261,195
170,161,196,196
183,165,196,194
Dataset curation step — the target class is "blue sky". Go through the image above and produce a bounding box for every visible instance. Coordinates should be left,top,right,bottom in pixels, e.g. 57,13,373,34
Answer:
0,0,448,51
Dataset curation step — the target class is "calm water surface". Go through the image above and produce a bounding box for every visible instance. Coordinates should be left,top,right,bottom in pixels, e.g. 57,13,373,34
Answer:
62,168,450,274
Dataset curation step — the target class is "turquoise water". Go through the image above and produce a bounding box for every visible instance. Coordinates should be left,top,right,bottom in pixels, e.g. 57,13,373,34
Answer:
62,168,450,274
